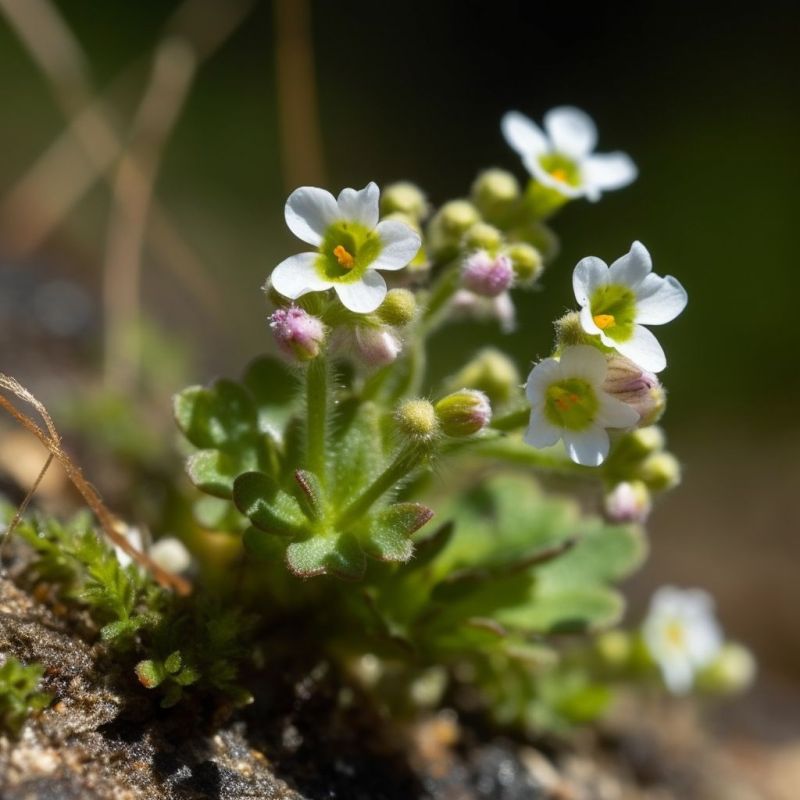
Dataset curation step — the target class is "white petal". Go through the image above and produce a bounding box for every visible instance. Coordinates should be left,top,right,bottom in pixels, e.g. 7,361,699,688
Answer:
616,325,667,373
597,393,640,429
579,304,603,336
493,292,517,334
270,253,332,299
525,358,562,403
582,152,638,194
562,425,609,466
334,270,387,314
635,274,688,325
608,241,652,289
661,657,694,694
544,106,597,158
337,182,380,228
285,186,340,246
558,345,607,385
524,409,562,449
501,111,548,156
572,256,608,306
372,220,421,270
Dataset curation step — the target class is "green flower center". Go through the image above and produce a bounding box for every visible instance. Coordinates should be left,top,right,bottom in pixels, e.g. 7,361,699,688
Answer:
544,378,599,430
589,283,637,342
538,153,581,187
316,220,382,283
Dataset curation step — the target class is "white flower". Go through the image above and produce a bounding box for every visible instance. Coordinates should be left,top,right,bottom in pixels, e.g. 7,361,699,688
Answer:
572,241,687,373
270,182,421,314
643,587,723,694
524,345,639,466
501,106,637,201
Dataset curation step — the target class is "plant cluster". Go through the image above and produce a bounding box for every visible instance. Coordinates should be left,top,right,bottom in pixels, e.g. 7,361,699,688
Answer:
0,657,50,737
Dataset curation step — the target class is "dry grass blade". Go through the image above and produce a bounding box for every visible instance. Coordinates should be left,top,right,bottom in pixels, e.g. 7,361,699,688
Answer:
0,373,191,595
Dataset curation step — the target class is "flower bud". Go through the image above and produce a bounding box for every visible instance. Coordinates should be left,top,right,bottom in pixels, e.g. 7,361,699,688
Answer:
461,251,514,298
471,168,520,222
427,200,481,258
395,399,438,442
697,643,756,694
604,481,652,523
435,389,492,437
380,181,429,222
554,311,599,350
149,537,192,575
376,289,417,327
637,452,681,492
595,630,633,669
602,355,666,427
506,242,543,285
450,348,520,407
354,325,402,368
269,306,325,362
449,290,517,334
463,222,503,252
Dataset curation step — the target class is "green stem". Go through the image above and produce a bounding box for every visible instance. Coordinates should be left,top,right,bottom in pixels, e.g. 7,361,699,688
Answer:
336,444,425,529
490,407,531,432
305,356,328,481
468,437,596,478
420,261,461,333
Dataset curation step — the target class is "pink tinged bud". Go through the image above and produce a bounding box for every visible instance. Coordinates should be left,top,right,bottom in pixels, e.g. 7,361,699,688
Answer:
604,481,652,524
435,389,492,437
269,306,325,361
450,289,517,334
461,250,514,297
354,326,402,368
602,355,665,426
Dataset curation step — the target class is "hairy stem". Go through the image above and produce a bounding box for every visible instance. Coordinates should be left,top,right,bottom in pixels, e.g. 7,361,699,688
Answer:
490,407,531,432
305,357,329,482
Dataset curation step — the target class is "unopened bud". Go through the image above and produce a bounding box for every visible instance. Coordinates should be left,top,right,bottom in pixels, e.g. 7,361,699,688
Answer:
698,643,756,694
354,325,402,368
380,181,429,222
427,200,481,258
471,168,520,222
463,222,503,252
449,289,517,333
604,481,652,524
377,289,417,327
269,306,325,362
637,452,681,492
596,630,633,668
554,311,599,350
603,355,666,427
149,537,192,575
450,348,520,406
506,242,544,284
435,389,492,437
461,250,514,298
395,399,438,442
620,426,666,460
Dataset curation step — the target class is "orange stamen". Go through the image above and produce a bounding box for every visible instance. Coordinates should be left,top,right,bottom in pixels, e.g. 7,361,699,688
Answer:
333,245,355,269
593,313,616,330
550,168,568,183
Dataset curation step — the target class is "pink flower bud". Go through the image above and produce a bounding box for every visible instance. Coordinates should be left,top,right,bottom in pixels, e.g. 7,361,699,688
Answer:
269,306,325,361
450,289,517,333
461,250,514,297
354,325,402,368
604,481,652,523
602,355,665,426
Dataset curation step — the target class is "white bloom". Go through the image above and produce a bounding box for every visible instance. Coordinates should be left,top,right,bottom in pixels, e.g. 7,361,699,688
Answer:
270,182,421,314
149,537,192,575
501,106,637,201
572,241,687,373
524,345,639,466
643,586,723,694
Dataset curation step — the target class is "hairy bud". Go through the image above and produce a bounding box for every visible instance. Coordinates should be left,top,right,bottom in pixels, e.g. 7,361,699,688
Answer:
435,389,492,437
377,289,417,327
506,242,544,284
602,355,666,427
463,222,503,252
269,306,325,362
395,399,438,442
637,452,681,492
450,348,520,406
471,168,520,222
380,181,429,222
354,325,402,368
461,250,514,297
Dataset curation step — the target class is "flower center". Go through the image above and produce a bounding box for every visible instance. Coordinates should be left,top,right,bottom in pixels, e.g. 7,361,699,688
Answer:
544,377,599,430
589,284,637,342
333,245,355,269
665,621,686,650
538,153,581,188
593,313,616,330
550,168,568,183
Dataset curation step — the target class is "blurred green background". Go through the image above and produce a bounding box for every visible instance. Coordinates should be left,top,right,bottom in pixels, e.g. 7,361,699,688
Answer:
0,1,798,692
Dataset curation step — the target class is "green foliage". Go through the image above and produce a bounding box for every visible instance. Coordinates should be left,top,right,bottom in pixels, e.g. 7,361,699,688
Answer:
0,658,51,737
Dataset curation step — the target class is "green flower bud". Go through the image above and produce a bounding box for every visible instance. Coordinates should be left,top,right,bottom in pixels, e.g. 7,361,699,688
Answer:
395,399,438,442
449,348,520,407
435,389,492,437
554,311,605,351
427,200,481,259
463,222,503,252
595,630,633,669
471,168,520,222
377,289,417,327
380,181,429,222
506,242,543,285
637,451,681,492
616,426,666,462
697,643,756,694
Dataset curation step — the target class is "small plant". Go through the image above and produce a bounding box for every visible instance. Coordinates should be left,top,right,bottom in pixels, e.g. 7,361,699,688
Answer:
0,658,50,737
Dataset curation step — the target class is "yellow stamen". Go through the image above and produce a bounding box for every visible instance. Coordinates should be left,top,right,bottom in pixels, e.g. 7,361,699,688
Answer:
550,168,568,183
333,244,355,269
554,391,580,412
593,313,616,330
665,621,686,650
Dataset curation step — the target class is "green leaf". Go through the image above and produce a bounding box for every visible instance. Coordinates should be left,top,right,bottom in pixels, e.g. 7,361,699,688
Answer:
164,651,182,674
294,469,326,521
187,449,256,499
285,533,365,580
233,472,305,536
242,355,298,433
330,400,385,503
362,503,433,562
135,659,165,689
